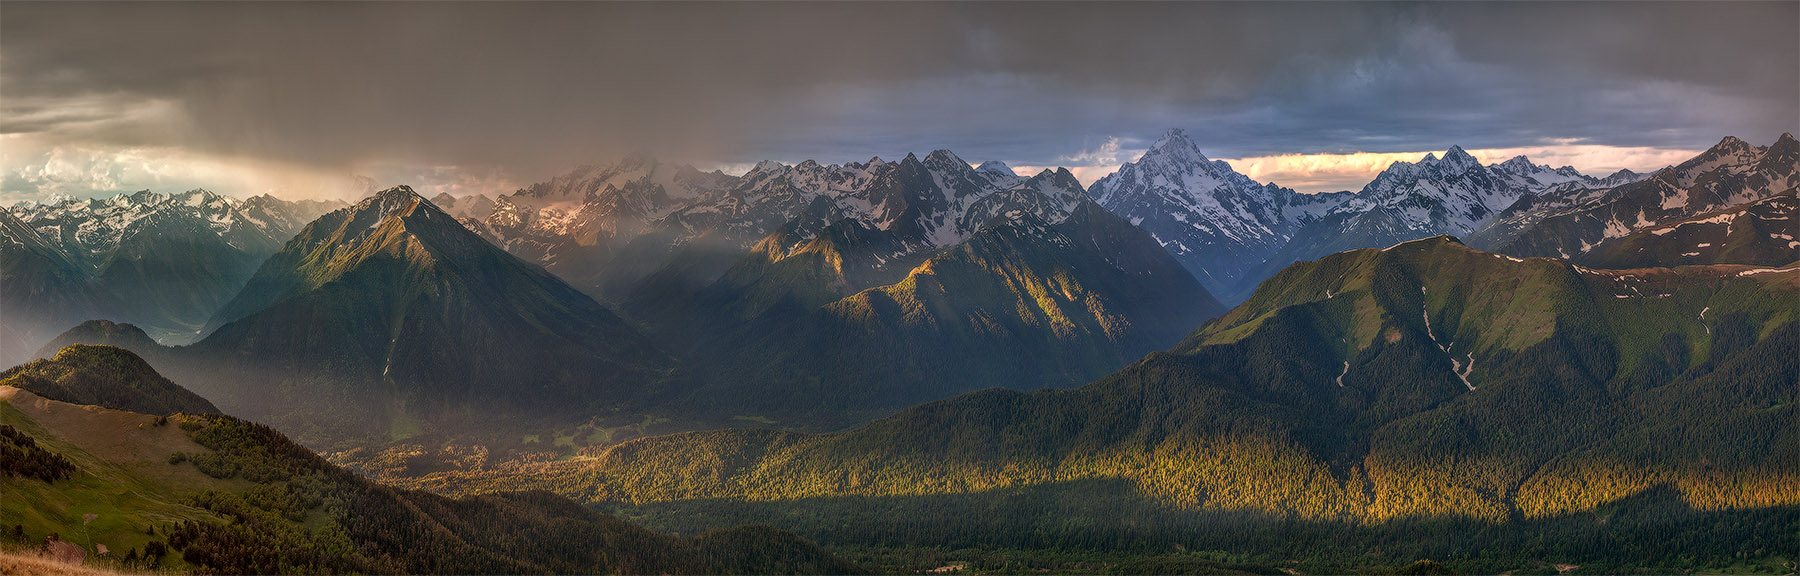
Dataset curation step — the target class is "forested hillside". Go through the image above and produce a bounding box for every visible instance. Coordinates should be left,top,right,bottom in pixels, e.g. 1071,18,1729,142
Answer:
402,237,1797,573
0,348,856,575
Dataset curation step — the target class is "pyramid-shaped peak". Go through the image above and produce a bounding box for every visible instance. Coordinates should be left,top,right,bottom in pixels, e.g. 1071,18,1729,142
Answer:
1045,167,1084,188
376,184,418,197
1440,145,1479,169
923,149,970,168
1767,132,1798,152
351,185,431,221
1495,155,1539,172
976,160,1015,176
1710,135,1754,154
428,192,457,208
1761,132,1799,163
1142,128,1208,163
369,185,424,204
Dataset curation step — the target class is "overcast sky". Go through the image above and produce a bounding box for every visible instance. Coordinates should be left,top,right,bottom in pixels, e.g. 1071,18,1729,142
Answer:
3,2,1794,201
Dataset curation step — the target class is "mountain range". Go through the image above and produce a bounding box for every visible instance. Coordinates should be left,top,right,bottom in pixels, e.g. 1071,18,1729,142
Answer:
450,150,1113,304
68,186,682,446
1,191,343,366
26,133,1798,446
1469,133,1799,259
1,209,104,369
636,199,1223,421
415,134,1797,313
6,130,1798,573
1086,129,1353,298
1245,146,1645,300
1578,189,1797,268
483,237,1798,573
222,150,1220,430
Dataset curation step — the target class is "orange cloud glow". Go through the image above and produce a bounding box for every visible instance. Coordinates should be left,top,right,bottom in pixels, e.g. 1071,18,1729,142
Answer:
1220,145,1703,193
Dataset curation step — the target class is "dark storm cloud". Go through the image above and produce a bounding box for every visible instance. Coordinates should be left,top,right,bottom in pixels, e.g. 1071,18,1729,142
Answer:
2,1,1794,182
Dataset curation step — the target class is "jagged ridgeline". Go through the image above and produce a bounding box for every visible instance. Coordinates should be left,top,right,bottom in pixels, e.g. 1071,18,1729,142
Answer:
1086,128,1355,299
629,199,1223,420
0,346,857,574
1471,133,1799,261
1,190,346,356
0,209,103,368
496,237,1796,571
1578,189,1798,269
53,187,684,445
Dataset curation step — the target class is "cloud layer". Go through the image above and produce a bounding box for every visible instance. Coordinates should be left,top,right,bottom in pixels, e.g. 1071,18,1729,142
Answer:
2,2,1792,200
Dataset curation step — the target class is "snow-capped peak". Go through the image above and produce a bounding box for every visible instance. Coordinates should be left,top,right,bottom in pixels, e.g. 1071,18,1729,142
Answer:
374,184,420,199
1441,145,1478,171
1083,127,1344,295
8,186,341,274
1140,127,1210,166
359,185,425,216
1394,145,1475,176
1153,127,1194,149
1332,145,1611,240
1497,155,1535,172
976,160,1015,176
750,159,788,174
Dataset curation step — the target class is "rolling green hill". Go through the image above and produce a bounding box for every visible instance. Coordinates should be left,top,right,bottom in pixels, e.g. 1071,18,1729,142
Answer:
436,236,1797,573
1,345,218,416
0,347,857,575
29,320,162,360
